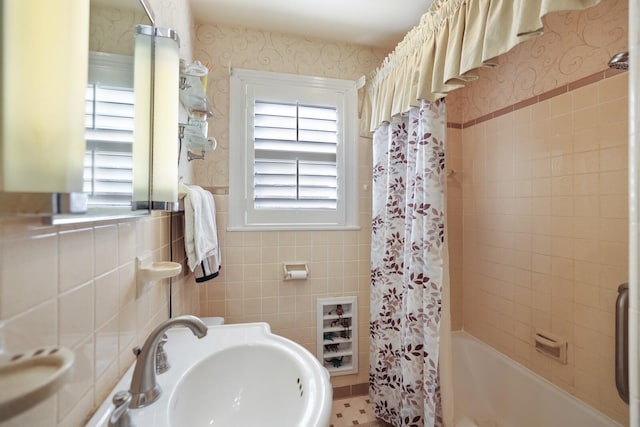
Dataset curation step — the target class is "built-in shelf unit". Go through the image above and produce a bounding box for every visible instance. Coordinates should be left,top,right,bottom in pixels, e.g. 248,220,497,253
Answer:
317,296,358,376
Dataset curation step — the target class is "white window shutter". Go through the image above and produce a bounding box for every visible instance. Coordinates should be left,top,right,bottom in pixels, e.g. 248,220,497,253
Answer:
84,84,134,207
253,101,338,210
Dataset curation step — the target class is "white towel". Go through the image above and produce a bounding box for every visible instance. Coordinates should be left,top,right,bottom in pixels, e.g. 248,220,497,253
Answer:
182,184,221,281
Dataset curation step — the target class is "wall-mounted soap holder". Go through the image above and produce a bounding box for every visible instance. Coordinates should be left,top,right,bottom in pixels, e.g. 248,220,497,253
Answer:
136,252,182,297
0,346,75,422
534,329,567,364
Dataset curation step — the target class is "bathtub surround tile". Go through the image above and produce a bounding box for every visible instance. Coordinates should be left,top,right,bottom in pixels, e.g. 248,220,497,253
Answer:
461,71,630,424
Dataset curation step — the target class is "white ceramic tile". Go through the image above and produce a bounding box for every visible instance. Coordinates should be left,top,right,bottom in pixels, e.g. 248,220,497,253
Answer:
58,228,94,293
59,281,94,349
118,300,136,361
57,335,94,422
4,300,57,353
94,358,119,407
136,216,153,254
118,221,137,264
94,224,119,277
0,232,58,318
94,270,119,329
0,394,57,427
118,261,136,308
57,390,93,427
95,314,119,379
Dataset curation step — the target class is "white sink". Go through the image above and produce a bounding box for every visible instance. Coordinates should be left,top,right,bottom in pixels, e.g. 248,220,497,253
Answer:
170,342,327,426
87,323,332,427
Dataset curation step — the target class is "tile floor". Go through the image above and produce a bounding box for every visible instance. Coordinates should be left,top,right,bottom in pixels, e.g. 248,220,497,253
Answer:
329,395,393,427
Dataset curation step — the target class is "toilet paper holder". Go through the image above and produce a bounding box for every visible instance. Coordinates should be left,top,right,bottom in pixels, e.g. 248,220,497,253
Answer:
283,262,309,281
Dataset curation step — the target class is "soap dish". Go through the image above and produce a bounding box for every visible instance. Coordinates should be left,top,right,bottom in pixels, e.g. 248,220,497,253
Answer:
0,346,75,422
136,252,183,297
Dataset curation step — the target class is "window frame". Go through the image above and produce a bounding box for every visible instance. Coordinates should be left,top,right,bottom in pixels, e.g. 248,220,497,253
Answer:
229,68,359,231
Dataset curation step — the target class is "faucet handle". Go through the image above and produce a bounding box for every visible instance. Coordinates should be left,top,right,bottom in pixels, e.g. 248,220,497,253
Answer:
109,390,133,427
155,333,170,374
132,346,142,357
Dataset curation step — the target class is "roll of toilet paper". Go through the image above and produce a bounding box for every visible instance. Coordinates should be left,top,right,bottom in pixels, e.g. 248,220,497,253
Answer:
288,270,308,280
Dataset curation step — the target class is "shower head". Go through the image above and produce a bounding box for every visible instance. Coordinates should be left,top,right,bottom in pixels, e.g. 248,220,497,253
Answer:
608,52,629,70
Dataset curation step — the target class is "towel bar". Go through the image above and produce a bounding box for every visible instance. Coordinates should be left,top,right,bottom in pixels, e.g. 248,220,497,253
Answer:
615,282,629,404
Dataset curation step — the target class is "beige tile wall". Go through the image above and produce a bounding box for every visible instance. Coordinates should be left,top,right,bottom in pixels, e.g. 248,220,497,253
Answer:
192,23,387,388
460,72,629,424
446,125,463,331
0,213,198,427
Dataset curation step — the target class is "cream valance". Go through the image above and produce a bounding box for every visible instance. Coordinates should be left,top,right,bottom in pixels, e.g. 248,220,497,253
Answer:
368,0,601,131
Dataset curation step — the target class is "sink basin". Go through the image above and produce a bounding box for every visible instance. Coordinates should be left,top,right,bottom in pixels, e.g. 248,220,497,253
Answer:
170,342,327,426
87,322,332,427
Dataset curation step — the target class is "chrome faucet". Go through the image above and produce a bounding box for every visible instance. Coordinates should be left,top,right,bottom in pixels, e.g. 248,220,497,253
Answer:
128,315,208,408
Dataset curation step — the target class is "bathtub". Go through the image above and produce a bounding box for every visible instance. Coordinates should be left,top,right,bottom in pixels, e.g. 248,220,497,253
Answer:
452,332,622,427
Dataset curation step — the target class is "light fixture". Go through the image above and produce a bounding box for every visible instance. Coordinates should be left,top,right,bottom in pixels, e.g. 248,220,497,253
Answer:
132,25,180,211
1,1,90,213
132,25,153,210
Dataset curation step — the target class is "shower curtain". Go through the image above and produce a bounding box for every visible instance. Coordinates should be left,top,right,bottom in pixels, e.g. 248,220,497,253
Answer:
370,99,451,427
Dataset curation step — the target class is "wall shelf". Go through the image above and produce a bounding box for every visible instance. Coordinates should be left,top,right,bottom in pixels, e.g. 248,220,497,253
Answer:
317,296,358,376
178,61,215,161
179,72,213,118
178,123,217,162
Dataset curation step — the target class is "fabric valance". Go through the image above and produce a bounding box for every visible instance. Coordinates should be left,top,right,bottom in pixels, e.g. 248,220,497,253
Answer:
368,0,601,131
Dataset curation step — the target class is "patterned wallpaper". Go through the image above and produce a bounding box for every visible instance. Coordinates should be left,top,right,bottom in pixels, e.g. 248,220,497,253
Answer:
191,23,388,186
150,0,196,62
458,0,627,122
89,5,149,55
90,1,196,66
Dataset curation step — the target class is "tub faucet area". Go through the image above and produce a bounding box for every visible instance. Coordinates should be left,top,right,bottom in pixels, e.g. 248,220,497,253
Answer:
128,315,208,409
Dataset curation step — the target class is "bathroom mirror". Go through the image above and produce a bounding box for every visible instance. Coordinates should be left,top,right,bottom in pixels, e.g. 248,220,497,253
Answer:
51,0,154,223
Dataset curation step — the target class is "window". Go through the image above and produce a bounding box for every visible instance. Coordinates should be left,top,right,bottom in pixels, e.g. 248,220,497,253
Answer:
85,52,135,208
229,69,359,230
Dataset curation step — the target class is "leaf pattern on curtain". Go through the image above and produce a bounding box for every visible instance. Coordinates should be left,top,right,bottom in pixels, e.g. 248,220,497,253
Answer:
370,99,447,427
